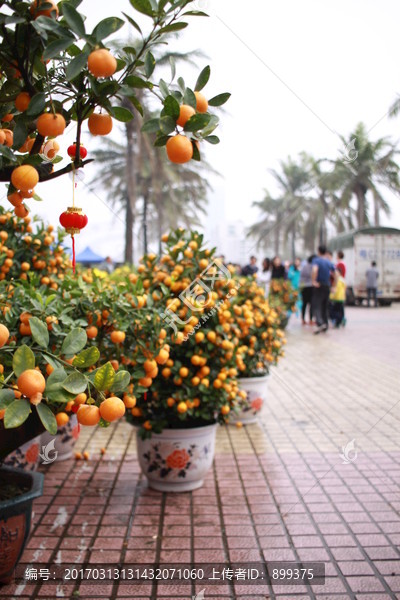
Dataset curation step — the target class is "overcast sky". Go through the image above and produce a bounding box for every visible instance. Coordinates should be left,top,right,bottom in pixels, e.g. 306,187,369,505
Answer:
19,0,400,260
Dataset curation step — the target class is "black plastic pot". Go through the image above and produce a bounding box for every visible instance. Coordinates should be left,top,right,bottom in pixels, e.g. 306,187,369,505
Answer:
0,411,44,461
0,466,44,584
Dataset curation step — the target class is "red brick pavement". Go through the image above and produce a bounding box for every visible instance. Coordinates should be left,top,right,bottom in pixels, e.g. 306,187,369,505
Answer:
2,306,400,599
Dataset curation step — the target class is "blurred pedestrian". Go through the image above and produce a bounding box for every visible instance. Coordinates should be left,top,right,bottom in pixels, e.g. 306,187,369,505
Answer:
288,257,302,316
288,257,301,289
99,256,114,274
271,256,287,279
329,266,346,327
241,256,258,276
300,255,315,325
366,261,379,307
312,245,335,334
258,258,271,295
336,250,346,277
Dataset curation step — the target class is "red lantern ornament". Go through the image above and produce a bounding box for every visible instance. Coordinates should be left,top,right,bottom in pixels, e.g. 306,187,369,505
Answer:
67,143,87,159
59,207,88,273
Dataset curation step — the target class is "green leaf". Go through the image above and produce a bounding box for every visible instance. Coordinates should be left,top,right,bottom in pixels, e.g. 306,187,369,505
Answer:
45,368,74,403
93,362,115,391
182,10,209,16
121,12,142,35
192,140,201,161
32,15,70,37
66,51,89,81
160,115,177,135
61,328,87,357
45,367,67,392
130,95,143,116
154,133,169,147
63,372,87,394
159,78,170,98
93,17,124,42
200,114,219,136
144,51,156,78
5,15,26,24
195,65,210,91
109,370,130,393
12,121,28,150
4,399,31,429
62,3,86,37
141,118,160,133
29,317,49,348
36,402,57,435
208,92,231,107
162,95,180,120
13,345,36,377
26,93,46,117
183,87,196,109
128,0,154,16
110,106,134,122
0,389,15,409
0,145,18,163
125,75,151,89
177,77,186,92
72,346,100,368
204,135,220,144
184,113,211,132
42,37,75,60
158,22,188,35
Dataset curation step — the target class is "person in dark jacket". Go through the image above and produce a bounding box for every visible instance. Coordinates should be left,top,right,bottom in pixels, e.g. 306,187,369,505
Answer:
241,256,258,276
271,256,287,280
300,255,315,324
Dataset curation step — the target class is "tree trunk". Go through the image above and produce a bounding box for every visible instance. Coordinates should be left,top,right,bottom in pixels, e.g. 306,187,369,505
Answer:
373,195,380,226
274,217,281,255
157,198,163,255
124,196,134,264
143,190,149,255
355,185,366,228
291,225,296,261
319,192,327,245
125,118,136,264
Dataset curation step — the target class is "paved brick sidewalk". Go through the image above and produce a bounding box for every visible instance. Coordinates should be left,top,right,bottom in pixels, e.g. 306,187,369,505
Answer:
2,306,400,599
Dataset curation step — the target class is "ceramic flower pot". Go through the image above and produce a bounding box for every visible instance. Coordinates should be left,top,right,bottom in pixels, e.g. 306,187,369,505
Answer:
0,466,44,584
40,414,80,463
137,423,218,492
231,375,269,424
2,436,41,472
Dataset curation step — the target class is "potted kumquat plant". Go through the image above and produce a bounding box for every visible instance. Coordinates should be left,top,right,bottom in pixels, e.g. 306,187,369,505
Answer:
125,229,241,491
269,279,299,329
227,276,287,424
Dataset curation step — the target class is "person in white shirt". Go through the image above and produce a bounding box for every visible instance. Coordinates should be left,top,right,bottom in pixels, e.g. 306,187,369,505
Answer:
258,258,271,296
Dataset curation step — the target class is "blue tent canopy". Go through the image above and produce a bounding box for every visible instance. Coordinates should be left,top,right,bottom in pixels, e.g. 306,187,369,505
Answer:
75,246,105,264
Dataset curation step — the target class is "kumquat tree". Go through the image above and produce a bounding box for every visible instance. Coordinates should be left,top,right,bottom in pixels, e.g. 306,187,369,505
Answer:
0,0,230,217
0,0,230,450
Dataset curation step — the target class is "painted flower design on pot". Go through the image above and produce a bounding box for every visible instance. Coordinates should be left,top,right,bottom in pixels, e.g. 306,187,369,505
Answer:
166,449,190,470
251,397,263,412
3,440,40,471
143,442,211,480
25,442,39,464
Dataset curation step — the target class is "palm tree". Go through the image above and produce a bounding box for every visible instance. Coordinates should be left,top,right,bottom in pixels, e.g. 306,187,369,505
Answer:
90,134,209,259
248,192,285,255
333,122,399,228
300,153,352,249
248,156,310,259
89,40,208,261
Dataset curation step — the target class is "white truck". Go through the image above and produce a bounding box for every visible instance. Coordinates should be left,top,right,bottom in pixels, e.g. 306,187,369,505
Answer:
329,227,400,306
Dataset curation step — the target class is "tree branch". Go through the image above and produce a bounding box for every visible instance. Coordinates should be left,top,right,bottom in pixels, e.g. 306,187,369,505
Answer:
0,159,94,183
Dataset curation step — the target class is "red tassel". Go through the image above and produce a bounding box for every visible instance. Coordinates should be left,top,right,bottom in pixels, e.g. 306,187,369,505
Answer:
144,392,147,401
72,235,76,274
